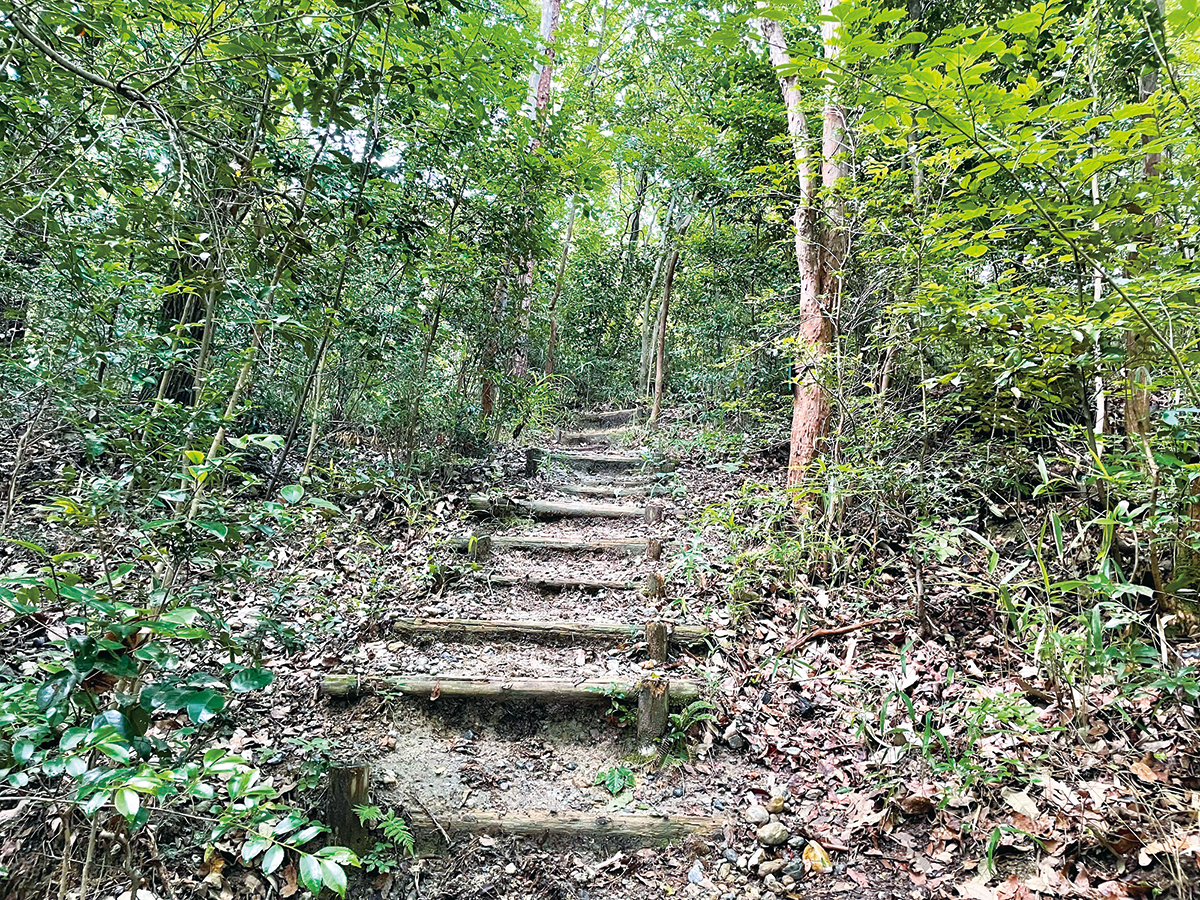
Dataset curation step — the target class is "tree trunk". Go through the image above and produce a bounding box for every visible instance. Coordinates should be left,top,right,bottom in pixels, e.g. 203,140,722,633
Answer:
511,0,562,377
1125,0,1163,449
648,249,679,426
544,198,576,375
639,197,675,394
623,167,648,271
760,11,843,503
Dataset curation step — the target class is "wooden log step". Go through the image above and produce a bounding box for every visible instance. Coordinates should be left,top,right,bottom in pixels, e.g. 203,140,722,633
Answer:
552,482,673,500
527,448,675,474
579,408,641,426
556,427,625,447
483,571,642,592
388,617,709,645
321,674,704,705
451,534,665,560
468,496,644,520
406,807,725,845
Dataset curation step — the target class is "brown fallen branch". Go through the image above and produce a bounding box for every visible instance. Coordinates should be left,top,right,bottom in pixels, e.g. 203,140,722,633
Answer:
404,806,724,845
783,617,900,654
388,617,708,646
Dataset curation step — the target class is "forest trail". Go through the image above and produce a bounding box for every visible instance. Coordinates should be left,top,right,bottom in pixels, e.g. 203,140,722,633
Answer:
322,411,761,897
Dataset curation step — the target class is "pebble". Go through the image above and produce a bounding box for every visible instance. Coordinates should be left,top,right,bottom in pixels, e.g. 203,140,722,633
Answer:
748,849,765,869
744,804,770,825
673,787,683,797
756,822,789,846
765,795,786,814
505,864,517,875
758,860,786,877
688,861,705,885
713,799,725,810
723,849,739,864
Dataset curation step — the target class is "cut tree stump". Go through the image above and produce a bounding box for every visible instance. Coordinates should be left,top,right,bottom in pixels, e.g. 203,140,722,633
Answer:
645,621,669,663
389,617,708,645
484,572,638,592
451,534,665,557
642,573,665,599
327,763,371,854
321,674,703,705
405,807,724,845
526,449,675,475
468,496,644,520
637,677,670,746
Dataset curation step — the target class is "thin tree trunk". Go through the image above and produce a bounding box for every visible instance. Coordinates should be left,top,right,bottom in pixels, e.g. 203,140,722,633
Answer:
511,0,562,377
648,249,679,427
639,198,675,394
545,198,576,375
1125,1,1163,447
759,17,830,499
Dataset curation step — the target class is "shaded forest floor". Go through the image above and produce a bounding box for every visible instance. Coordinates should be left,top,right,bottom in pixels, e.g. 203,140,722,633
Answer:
1,410,1198,900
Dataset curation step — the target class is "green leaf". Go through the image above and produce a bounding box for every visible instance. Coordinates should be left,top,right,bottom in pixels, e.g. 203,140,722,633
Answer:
230,668,274,693
13,739,34,764
242,834,270,862
83,791,110,815
262,844,285,875
115,788,140,818
321,860,348,896
196,521,229,540
962,245,988,258
185,690,225,724
292,823,326,845
299,854,323,895
280,484,304,503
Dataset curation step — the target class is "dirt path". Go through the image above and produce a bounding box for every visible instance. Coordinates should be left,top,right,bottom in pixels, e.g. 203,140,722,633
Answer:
316,413,918,900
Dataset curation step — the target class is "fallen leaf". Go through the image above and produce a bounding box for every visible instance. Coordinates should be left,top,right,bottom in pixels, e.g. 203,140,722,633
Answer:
1001,787,1040,819
803,840,833,874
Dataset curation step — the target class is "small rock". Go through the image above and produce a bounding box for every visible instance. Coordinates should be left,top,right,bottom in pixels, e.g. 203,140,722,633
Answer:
688,861,705,885
718,862,731,879
758,860,786,877
723,849,739,864
748,848,765,869
756,822,789,847
505,863,517,875
726,733,746,750
737,855,748,870
763,874,778,888
713,799,725,811
765,795,786,814
782,875,795,887
744,804,770,825
674,786,684,797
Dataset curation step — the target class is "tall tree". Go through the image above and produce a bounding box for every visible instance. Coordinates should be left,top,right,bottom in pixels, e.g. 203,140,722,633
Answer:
758,3,846,502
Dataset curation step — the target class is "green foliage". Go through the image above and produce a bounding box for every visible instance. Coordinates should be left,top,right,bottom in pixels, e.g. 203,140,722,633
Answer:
355,804,416,871
657,700,717,769
594,765,636,796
